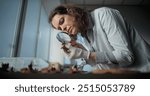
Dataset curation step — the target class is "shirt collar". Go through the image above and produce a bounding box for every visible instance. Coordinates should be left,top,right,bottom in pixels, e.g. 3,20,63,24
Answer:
87,12,94,30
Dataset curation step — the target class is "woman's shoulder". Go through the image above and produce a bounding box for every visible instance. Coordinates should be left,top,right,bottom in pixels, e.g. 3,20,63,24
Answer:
91,7,120,17
92,7,117,13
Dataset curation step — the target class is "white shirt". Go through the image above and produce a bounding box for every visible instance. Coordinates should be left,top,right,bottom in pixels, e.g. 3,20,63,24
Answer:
82,7,150,72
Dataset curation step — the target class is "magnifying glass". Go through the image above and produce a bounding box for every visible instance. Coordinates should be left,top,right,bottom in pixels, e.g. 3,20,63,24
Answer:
56,32,77,44
56,32,71,44
56,32,87,51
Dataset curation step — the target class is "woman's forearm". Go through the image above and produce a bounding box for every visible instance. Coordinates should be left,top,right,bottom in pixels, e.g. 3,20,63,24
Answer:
89,52,96,61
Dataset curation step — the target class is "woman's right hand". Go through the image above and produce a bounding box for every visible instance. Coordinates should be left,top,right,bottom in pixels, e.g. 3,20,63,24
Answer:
61,42,90,59
69,40,87,50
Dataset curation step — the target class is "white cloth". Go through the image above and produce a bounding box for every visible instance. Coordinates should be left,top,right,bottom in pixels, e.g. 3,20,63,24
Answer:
83,7,150,72
64,43,90,59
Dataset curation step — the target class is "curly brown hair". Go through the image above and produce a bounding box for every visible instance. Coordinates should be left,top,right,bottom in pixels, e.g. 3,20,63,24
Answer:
48,4,89,36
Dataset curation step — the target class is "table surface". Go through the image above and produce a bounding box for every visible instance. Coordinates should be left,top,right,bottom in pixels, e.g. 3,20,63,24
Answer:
1,71,150,79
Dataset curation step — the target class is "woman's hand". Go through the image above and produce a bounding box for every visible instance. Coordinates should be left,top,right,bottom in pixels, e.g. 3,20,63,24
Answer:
61,39,86,54
61,42,90,59
69,40,87,50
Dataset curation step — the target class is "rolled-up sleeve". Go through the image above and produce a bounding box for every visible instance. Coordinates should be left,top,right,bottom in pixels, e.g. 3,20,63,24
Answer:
95,7,134,67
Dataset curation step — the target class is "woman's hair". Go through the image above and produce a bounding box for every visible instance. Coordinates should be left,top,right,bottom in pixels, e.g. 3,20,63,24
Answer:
48,4,89,36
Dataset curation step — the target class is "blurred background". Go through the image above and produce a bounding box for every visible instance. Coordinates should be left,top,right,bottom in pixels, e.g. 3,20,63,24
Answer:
0,0,150,65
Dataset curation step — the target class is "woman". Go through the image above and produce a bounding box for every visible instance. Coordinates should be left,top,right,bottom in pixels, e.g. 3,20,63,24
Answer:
49,4,150,72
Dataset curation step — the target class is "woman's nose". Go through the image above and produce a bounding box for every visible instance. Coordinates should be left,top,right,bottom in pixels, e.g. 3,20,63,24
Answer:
60,25,67,32
62,27,67,32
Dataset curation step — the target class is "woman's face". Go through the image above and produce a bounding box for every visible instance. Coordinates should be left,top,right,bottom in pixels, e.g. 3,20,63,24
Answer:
51,14,79,35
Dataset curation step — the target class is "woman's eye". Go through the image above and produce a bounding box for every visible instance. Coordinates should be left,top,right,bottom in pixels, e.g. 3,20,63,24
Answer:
59,17,64,25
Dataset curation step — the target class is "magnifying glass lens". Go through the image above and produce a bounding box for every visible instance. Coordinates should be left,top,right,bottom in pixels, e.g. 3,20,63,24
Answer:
56,32,71,43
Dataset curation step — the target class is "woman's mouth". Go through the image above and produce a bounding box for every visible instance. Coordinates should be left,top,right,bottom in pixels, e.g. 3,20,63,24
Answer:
68,27,76,35
68,27,73,34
